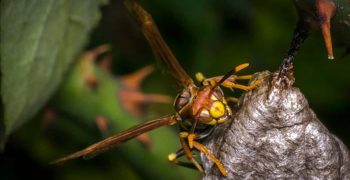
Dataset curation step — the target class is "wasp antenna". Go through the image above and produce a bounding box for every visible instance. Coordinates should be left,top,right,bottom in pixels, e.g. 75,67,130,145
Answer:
211,70,234,91
212,63,250,90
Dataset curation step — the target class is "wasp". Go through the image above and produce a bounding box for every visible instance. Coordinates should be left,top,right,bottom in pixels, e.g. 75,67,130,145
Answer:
51,0,260,176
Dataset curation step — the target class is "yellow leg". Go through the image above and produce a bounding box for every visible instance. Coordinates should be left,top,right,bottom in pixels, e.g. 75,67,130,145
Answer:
235,75,253,80
167,149,199,170
248,80,261,90
179,131,197,150
235,63,249,72
230,83,257,91
226,97,239,103
223,80,260,91
203,64,251,82
196,63,259,92
178,134,204,173
192,141,228,176
179,131,189,138
197,63,249,82
169,132,229,176
168,142,203,173
188,133,196,149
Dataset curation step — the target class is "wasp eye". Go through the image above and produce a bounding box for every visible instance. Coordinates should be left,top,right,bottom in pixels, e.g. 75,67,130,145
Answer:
174,88,191,112
209,101,225,119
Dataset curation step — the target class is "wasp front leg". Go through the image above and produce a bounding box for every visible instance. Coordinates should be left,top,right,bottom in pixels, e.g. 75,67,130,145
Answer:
168,132,228,176
180,132,227,176
219,63,261,91
192,140,228,176
196,63,260,91
168,132,204,173
222,80,260,92
186,133,228,176
168,148,199,170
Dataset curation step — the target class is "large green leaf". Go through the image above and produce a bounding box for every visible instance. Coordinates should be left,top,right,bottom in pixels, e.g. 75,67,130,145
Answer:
0,0,108,147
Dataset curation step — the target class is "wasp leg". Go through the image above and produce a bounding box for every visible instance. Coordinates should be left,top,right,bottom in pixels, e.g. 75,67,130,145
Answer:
182,132,227,176
234,63,249,72
196,63,252,86
226,97,239,103
168,133,204,172
168,148,199,170
235,75,253,80
204,74,253,87
192,141,228,176
187,133,196,149
174,133,204,173
199,63,254,87
222,80,260,91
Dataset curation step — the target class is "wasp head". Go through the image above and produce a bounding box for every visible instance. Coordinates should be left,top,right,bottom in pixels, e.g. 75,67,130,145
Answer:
174,83,232,125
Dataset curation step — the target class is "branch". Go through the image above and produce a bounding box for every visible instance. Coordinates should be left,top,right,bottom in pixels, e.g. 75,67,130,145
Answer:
201,67,350,179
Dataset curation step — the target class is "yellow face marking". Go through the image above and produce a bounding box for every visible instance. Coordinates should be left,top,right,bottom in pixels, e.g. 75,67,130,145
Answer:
208,119,217,125
210,101,225,119
210,94,218,101
217,118,227,124
198,111,211,121
200,109,210,117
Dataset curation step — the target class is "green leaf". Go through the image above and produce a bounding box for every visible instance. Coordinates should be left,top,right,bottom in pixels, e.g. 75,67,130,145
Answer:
0,0,108,147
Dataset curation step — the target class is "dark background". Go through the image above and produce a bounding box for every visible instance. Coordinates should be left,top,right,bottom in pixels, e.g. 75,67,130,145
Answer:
1,0,349,179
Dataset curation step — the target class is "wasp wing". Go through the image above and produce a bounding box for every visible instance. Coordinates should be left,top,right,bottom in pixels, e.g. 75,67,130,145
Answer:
125,0,193,87
51,115,177,165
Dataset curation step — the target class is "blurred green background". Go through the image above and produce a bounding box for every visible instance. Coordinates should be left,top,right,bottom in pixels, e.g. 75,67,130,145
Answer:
1,0,349,180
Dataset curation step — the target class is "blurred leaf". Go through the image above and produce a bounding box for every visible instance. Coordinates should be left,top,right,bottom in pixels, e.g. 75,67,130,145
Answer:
0,0,108,147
